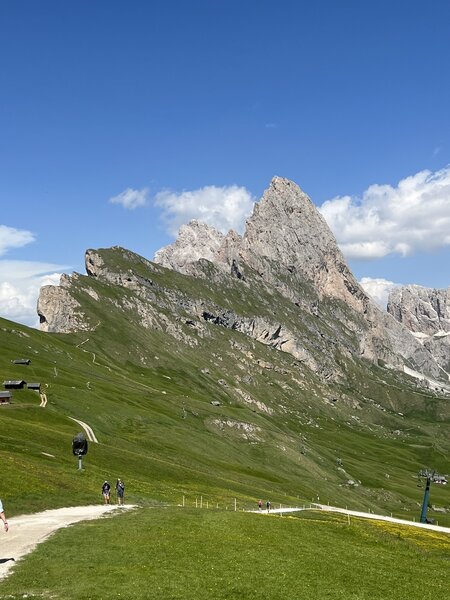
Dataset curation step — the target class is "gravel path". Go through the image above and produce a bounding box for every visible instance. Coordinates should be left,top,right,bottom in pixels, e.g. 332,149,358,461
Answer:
69,417,98,443
250,504,450,533
0,504,136,580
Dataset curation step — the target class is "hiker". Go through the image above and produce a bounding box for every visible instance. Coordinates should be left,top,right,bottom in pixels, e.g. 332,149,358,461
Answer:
0,499,9,532
258,499,263,511
102,481,111,505
115,479,125,505
266,500,271,513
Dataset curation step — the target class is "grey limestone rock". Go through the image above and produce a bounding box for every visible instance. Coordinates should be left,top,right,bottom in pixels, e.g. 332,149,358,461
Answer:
37,277,90,333
240,177,366,311
154,177,367,311
387,285,450,374
387,285,450,335
154,220,227,275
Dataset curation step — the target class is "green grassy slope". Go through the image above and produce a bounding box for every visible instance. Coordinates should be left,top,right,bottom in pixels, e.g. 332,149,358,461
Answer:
0,246,449,523
0,508,448,599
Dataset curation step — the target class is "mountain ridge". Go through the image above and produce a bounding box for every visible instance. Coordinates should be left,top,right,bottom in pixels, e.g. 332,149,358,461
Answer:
3,176,450,519
152,177,448,384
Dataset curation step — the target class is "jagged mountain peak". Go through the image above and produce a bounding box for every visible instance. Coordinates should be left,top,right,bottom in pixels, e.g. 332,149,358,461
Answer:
244,177,336,258
148,176,448,382
154,220,230,273
242,177,353,293
257,175,318,214
154,177,365,310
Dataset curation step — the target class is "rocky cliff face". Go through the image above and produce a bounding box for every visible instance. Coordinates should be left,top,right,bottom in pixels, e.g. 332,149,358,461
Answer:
387,285,450,335
37,274,90,333
241,177,365,310
387,285,450,373
154,221,226,275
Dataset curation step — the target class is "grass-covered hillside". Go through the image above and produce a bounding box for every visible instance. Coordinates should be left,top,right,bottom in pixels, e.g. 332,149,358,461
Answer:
1,507,449,599
1,246,449,523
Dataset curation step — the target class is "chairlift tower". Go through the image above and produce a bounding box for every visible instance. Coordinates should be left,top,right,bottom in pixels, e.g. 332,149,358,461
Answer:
417,469,448,524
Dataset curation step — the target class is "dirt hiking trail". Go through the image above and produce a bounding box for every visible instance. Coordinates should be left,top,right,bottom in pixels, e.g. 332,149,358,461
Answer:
0,504,136,580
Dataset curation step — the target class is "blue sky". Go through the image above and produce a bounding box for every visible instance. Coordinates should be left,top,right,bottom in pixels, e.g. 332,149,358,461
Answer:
1,1,450,326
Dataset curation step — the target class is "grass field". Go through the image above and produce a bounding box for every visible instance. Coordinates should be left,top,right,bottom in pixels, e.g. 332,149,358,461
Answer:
0,507,449,599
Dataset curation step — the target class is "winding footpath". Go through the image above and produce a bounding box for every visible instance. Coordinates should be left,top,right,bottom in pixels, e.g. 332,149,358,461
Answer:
0,504,136,580
69,417,98,443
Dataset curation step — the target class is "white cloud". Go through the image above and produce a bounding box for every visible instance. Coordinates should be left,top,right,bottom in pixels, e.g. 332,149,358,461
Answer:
154,185,255,236
359,277,399,309
0,261,68,328
319,166,450,260
109,187,148,210
0,225,35,256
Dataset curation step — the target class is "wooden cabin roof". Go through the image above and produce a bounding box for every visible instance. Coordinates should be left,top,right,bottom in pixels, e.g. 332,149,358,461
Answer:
3,380,26,387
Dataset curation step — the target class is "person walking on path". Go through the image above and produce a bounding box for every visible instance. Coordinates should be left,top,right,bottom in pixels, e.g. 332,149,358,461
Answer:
115,479,125,505
0,499,9,532
258,499,263,511
102,481,111,505
266,500,271,513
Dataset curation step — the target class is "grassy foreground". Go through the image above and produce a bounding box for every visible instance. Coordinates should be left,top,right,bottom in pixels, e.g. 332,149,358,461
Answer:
1,507,449,599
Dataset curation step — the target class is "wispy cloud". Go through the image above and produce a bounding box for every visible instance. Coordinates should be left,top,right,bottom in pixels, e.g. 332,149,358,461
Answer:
359,277,398,309
154,185,255,236
109,187,149,210
0,225,35,256
319,166,450,260
0,261,68,328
